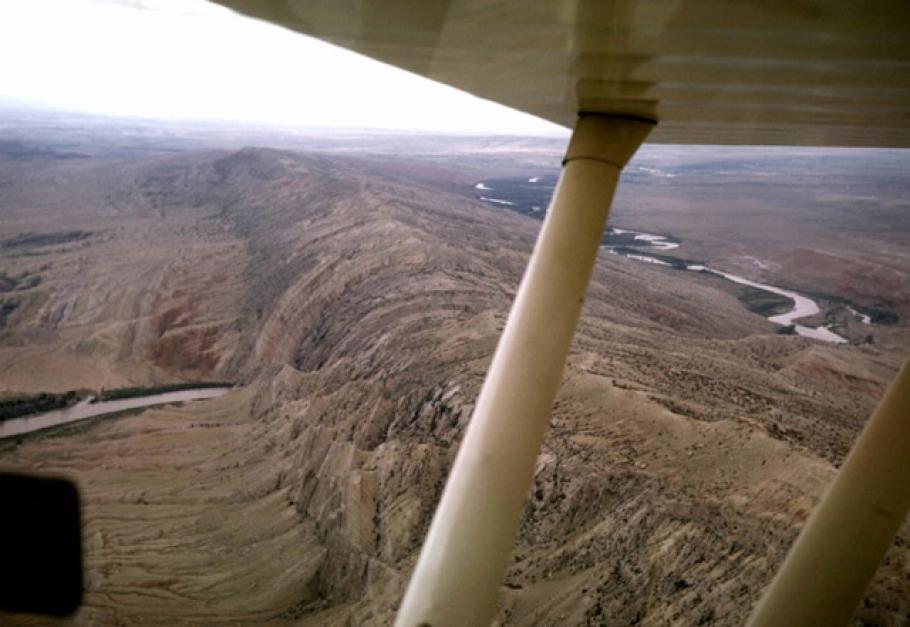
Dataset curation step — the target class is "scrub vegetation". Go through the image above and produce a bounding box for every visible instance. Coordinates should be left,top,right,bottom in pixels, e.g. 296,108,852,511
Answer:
96,382,233,402
0,390,82,422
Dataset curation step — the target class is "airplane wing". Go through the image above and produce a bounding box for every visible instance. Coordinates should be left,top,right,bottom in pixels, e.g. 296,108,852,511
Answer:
213,0,910,146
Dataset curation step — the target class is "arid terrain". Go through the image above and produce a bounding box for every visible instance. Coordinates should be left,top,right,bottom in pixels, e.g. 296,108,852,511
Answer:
0,112,908,625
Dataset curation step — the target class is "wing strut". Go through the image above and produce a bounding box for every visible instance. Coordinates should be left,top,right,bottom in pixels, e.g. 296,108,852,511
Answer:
395,113,654,627
748,358,910,626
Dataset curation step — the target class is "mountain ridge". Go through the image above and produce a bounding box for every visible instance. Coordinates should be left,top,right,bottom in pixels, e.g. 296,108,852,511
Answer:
0,143,907,625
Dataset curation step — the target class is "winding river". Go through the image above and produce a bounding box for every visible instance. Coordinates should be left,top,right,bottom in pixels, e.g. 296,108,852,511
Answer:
685,263,847,343
472,178,858,344
603,228,849,344
0,387,231,439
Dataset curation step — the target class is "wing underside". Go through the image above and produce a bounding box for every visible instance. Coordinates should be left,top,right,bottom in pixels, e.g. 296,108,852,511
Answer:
214,0,910,147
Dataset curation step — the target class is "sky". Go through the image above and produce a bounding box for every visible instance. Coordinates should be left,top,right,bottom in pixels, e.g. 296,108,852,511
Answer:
0,0,566,135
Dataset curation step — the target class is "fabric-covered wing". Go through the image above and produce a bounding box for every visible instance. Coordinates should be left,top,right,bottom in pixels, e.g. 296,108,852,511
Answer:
213,0,910,147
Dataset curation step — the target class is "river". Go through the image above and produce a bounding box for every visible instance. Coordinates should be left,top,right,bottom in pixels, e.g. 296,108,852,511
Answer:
471,179,855,344
0,387,231,439
601,228,849,343
684,263,847,343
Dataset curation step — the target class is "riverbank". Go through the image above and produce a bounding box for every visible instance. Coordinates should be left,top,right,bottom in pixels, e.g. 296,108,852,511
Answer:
0,386,233,439
0,382,234,423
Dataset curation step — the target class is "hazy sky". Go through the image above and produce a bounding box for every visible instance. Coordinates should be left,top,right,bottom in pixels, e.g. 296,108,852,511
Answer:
0,0,566,135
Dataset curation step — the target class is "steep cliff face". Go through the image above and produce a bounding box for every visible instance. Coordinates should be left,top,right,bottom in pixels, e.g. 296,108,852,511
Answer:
1,147,907,625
